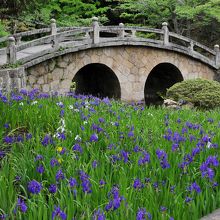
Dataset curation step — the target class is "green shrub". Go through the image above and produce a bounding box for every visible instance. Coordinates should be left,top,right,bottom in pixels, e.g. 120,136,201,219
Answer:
0,20,8,37
166,78,220,109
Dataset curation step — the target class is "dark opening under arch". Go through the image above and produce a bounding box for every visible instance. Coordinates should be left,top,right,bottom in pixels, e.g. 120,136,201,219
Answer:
73,63,121,99
144,63,183,105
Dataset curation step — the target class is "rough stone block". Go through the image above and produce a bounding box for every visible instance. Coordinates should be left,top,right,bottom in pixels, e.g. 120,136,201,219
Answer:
50,80,60,90
52,68,64,81
57,61,68,68
28,75,37,85
42,84,50,93
0,77,3,87
48,60,56,72
63,54,71,64
60,79,71,89
35,64,46,76
37,76,45,85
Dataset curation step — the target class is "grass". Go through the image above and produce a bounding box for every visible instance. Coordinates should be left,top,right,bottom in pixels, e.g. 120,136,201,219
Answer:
0,89,220,220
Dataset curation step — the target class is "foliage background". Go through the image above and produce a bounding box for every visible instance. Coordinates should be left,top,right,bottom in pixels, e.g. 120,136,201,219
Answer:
0,0,220,46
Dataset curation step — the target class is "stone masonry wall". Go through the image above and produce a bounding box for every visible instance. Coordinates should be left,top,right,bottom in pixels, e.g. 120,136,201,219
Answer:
0,67,26,93
26,46,216,101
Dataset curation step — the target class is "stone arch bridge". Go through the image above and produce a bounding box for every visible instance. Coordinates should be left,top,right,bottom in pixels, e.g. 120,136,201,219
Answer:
0,18,219,103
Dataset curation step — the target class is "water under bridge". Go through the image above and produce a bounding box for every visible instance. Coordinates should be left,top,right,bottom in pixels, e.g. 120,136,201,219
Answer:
0,18,219,104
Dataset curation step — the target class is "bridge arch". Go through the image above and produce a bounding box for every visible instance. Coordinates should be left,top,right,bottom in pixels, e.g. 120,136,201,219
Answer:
73,63,121,99
25,46,216,102
144,63,183,105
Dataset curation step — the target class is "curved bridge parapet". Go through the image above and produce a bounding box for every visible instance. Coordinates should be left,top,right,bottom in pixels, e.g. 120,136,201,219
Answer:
0,17,219,70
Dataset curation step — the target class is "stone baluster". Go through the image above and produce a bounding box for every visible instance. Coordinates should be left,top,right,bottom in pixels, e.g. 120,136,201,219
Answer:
189,41,194,53
7,36,17,64
85,31,90,39
119,23,125,38
162,22,169,46
92,17,100,44
131,30,136,38
50,19,58,48
214,45,220,67
15,36,22,46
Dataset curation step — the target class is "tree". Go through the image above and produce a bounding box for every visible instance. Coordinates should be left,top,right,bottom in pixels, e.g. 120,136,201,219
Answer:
119,0,220,45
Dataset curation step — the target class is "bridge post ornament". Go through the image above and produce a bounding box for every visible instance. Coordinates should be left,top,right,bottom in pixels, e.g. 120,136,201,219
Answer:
51,19,57,35
50,19,58,48
214,45,220,68
92,17,100,44
119,23,125,38
162,22,169,46
7,36,17,64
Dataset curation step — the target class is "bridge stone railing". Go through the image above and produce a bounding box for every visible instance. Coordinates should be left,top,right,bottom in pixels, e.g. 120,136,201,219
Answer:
0,17,219,69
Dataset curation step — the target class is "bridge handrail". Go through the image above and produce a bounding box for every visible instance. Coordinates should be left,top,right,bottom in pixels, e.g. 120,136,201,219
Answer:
15,27,92,52
13,28,51,38
0,28,51,46
0,26,90,45
99,26,163,35
169,32,216,56
3,17,220,68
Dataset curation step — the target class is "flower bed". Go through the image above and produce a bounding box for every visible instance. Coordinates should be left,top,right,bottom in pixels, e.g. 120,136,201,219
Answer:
0,89,220,220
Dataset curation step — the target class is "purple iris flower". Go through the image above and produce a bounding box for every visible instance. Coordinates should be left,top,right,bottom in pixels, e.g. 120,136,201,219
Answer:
99,179,106,187
133,179,143,189
185,197,193,203
191,147,200,157
99,118,105,123
28,180,42,194
26,133,32,140
171,143,179,151
55,169,65,182
156,149,170,169
206,156,219,167
16,198,27,213
79,171,92,193
202,135,210,143
72,144,83,154
105,186,123,211
3,123,9,129
156,149,167,159
69,177,77,188
60,110,65,117
57,132,66,140
136,208,152,220
52,206,67,220
48,184,57,194
138,151,150,165
121,150,129,163
160,206,167,212
36,164,45,174
90,133,98,142
92,160,98,168
188,182,201,193
93,209,105,220
41,134,53,146
0,151,6,159
3,136,14,144
50,158,59,167
160,158,170,169
128,130,134,138
133,146,140,152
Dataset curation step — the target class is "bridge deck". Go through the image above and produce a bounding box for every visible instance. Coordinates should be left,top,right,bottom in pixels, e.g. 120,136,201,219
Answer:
0,41,87,66
0,44,51,66
0,23,219,69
